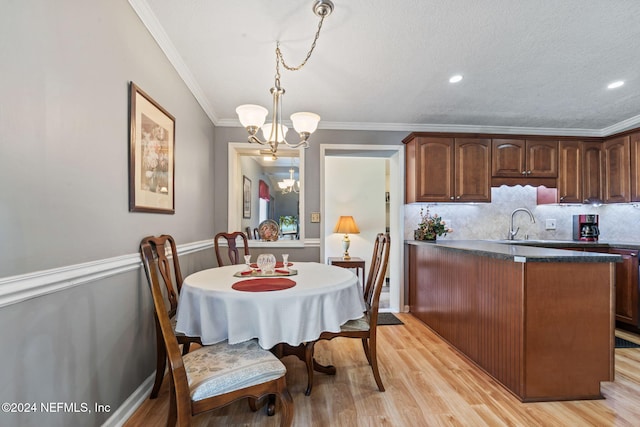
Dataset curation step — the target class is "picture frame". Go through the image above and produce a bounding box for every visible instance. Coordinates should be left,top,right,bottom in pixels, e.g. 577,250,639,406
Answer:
128,82,175,214
243,175,251,218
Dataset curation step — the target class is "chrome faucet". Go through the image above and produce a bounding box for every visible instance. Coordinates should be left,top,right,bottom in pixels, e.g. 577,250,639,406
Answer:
509,208,536,240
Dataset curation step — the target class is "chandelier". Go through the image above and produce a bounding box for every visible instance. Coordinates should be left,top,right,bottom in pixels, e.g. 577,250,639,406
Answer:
235,0,334,159
278,168,299,194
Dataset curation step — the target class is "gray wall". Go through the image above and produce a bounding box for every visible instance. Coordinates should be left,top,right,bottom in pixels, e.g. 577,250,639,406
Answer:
0,1,216,426
214,127,407,241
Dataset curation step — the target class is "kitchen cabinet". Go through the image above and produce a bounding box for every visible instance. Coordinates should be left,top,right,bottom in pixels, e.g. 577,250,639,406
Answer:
403,135,491,203
557,141,581,203
557,141,604,203
603,135,631,203
583,142,605,202
492,139,558,178
610,248,639,326
630,131,640,202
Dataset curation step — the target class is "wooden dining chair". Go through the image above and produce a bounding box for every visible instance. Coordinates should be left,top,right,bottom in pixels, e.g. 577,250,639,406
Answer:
214,231,250,266
140,235,203,399
141,240,294,426
310,232,391,393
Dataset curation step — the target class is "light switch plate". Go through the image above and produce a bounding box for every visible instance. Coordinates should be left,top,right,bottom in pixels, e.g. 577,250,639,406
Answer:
311,212,321,223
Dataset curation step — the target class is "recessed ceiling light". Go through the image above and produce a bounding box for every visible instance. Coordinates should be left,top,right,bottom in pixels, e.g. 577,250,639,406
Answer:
607,80,624,89
449,75,463,83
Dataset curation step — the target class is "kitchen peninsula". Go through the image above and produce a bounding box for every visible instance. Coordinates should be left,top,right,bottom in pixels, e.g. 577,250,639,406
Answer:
406,240,620,402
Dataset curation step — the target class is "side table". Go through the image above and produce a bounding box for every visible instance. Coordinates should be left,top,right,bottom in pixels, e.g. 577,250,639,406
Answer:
328,257,366,290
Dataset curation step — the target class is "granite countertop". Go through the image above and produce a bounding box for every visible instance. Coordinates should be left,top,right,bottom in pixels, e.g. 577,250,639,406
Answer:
406,239,623,263
481,239,640,251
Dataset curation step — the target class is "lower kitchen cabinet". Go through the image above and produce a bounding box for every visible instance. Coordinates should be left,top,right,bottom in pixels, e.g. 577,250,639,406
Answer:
610,248,639,326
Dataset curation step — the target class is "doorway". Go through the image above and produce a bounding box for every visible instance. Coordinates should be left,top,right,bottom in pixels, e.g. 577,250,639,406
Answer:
320,144,405,312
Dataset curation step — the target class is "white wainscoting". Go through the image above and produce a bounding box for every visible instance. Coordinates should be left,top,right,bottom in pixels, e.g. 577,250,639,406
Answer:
0,240,214,309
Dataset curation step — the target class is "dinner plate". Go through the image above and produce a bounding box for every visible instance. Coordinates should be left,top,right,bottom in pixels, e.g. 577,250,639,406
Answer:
258,219,279,241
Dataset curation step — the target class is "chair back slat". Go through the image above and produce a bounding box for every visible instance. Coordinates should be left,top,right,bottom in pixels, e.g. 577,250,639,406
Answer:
140,235,182,316
140,240,192,420
364,233,390,324
214,232,250,266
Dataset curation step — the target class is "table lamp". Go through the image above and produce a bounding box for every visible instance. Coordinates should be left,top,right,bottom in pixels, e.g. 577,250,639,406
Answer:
333,216,360,259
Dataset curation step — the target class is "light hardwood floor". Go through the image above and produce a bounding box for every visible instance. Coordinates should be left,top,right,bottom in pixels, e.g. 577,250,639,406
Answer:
125,314,640,426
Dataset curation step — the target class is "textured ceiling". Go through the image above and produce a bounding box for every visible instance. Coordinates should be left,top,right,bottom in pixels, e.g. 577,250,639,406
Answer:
131,0,640,136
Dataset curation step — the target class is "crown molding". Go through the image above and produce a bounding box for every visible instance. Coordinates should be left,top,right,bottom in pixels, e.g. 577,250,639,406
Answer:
128,0,219,125
599,113,640,136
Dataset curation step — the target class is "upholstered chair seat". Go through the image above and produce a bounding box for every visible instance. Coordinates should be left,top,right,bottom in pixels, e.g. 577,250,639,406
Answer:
185,339,286,401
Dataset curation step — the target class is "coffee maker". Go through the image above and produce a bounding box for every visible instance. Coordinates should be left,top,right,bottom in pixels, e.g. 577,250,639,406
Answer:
573,214,599,241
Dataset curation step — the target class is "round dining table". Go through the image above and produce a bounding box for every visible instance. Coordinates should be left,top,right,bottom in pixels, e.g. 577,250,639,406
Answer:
175,261,366,350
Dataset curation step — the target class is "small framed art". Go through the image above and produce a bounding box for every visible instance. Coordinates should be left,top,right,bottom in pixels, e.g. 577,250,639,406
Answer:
243,175,252,218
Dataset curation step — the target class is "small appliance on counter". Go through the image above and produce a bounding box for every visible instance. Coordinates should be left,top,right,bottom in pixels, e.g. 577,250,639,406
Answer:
573,214,599,241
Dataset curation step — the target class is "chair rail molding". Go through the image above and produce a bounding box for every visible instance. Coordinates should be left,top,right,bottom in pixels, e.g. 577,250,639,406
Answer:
0,239,214,308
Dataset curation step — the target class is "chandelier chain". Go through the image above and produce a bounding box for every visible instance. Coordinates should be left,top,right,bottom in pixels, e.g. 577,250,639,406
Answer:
275,13,327,76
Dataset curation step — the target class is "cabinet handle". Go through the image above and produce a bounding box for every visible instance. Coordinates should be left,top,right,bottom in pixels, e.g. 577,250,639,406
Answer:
450,196,455,200
521,171,526,175
456,196,460,199
560,196,565,201
527,170,532,175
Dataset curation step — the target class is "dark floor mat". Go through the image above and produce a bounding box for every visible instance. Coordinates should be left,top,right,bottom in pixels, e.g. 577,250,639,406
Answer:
615,336,640,348
377,312,403,325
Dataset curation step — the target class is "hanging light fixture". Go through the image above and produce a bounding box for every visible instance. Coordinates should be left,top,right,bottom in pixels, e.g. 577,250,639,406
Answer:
278,168,299,194
236,0,334,159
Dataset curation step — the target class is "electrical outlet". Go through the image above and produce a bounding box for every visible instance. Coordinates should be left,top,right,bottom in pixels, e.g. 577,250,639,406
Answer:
545,219,557,230
310,212,321,223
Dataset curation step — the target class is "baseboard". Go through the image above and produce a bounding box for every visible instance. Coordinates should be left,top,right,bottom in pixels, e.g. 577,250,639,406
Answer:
101,373,154,427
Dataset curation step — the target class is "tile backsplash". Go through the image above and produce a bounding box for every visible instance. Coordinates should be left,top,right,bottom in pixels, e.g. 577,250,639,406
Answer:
404,185,640,243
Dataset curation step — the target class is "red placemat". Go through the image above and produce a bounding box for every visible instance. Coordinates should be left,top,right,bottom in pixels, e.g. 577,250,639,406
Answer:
250,262,293,269
232,278,296,292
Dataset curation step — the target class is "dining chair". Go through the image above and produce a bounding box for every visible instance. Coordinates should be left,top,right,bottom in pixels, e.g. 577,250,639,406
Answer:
141,240,294,426
214,231,250,266
309,232,391,393
140,235,203,399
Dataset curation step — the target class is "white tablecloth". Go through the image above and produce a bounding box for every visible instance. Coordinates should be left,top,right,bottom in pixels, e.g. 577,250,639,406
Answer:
175,262,366,349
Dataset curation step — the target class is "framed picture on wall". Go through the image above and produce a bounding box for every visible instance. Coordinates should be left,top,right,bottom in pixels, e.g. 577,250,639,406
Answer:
243,175,251,218
128,82,175,214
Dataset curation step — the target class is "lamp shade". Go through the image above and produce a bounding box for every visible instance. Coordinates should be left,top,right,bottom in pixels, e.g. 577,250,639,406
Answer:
290,112,320,134
333,216,360,234
236,104,268,128
261,123,289,142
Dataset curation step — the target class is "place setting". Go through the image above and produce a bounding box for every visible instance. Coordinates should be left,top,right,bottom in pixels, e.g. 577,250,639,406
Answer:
232,253,297,292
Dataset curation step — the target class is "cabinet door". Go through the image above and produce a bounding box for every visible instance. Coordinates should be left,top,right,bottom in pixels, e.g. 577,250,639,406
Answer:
631,132,640,202
610,248,639,326
603,136,631,203
558,141,581,203
582,142,604,203
455,138,491,202
415,137,454,202
492,139,525,177
526,140,558,177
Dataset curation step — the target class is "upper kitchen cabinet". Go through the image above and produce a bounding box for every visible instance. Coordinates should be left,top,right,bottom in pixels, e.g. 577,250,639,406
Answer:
556,141,604,203
603,135,631,203
492,139,558,179
557,141,582,203
631,132,640,202
403,134,491,203
583,142,605,203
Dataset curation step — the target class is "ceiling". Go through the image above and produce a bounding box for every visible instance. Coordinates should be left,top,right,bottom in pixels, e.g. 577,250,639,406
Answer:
131,0,640,137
